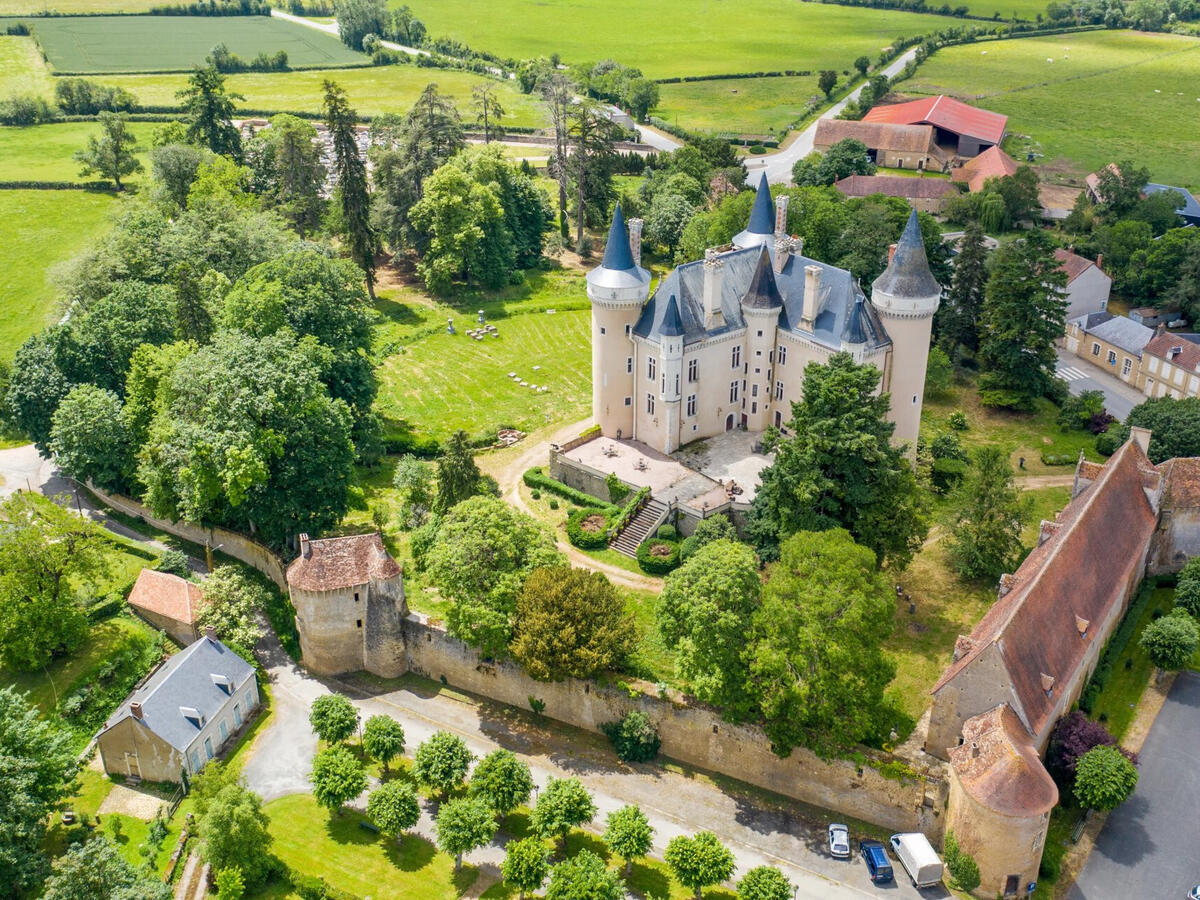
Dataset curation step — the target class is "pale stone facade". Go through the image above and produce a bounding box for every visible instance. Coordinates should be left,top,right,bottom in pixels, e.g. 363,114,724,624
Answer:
588,176,940,454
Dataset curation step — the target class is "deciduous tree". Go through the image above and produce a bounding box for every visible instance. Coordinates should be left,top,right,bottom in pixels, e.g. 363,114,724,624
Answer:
362,715,405,772
737,865,793,900
818,70,838,98
198,782,274,888
468,748,533,819
603,805,653,874
195,565,268,655
49,384,133,492
367,780,421,837
665,831,735,900
530,776,596,849
412,730,473,798
309,693,359,744
1139,607,1199,680
545,849,624,900
42,836,171,900
434,797,496,871
74,111,143,190
310,745,367,813
501,836,550,900
947,447,1030,582
1074,745,1138,811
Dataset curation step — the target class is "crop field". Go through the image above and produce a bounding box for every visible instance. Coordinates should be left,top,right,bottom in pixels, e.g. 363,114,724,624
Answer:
0,34,50,96
373,268,592,442
903,30,1200,189
0,121,157,182
401,0,962,80
0,189,117,359
0,14,366,72
0,0,154,12
102,65,550,125
655,74,822,135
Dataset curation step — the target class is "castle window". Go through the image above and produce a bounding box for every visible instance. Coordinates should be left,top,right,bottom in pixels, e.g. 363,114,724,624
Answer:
751,402,757,414
1092,342,1101,357
356,619,362,628
769,350,774,363
686,394,697,416
729,381,739,403
688,359,698,382
626,357,633,374
778,345,787,365
647,357,656,381
775,381,784,400
1122,358,1132,377
624,396,632,406
674,374,680,394
1107,349,1117,366
354,592,359,602
646,394,655,415
731,345,741,368
625,324,631,335
757,330,763,338
751,384,759,398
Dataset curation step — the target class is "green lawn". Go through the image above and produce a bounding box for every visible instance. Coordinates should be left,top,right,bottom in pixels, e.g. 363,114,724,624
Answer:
0,121,158,183
373,268,592,443
0,14,366,72
902,30,1200,189
101,65,549,126
654,74,822,136
260,794,472,900
0,34,51,96
0,189,118,359
401,0,963,79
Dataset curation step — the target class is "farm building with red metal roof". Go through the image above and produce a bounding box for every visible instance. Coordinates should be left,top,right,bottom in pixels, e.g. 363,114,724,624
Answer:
863,95,1007,157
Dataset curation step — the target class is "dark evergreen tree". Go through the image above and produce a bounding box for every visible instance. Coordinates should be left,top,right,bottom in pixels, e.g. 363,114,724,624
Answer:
567,99,620,246
936,220,988,355
177,65,243,160
323,80,380,298
434,429,482,514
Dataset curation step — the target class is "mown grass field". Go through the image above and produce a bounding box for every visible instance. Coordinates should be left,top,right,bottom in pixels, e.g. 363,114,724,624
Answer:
0,120,157,183
102,65,550,125
373,268,592,442
903,29,1200,188
0,0,154,11
401,0,962,79
0,34,50,96
0,189,117,359
654,74,822,135
0,14,365,72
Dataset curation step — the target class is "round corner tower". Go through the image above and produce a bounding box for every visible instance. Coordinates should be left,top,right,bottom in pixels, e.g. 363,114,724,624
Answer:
871,209,941,452
587,204,651,440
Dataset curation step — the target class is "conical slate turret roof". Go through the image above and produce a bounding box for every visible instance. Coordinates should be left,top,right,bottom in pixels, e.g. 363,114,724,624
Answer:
660,295,684,336
872,210,941,299
732,174,776,250
600,203,637,271
742,246,784,310
587,203,650,293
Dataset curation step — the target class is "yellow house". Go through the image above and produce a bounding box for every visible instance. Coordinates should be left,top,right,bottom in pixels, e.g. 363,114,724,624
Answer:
1064,312,1152,387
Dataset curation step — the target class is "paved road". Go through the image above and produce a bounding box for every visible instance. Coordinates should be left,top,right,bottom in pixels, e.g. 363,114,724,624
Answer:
745,48,920,186
271,8,430,58
241,629,947,900
1067,671,1200,900
1055,348,1145,423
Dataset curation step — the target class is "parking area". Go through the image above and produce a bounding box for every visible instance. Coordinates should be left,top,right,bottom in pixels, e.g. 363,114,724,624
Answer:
1068,671,1200,900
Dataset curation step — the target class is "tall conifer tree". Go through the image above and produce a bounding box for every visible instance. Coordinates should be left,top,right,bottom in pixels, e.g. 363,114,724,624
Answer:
323,80,380,298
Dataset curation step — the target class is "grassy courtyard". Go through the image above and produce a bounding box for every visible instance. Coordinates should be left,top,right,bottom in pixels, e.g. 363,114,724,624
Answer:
0,189,119,359
0,14,365,72
654,74,823,136
401,0,961,80
903,29,1200,188
0,121,158,183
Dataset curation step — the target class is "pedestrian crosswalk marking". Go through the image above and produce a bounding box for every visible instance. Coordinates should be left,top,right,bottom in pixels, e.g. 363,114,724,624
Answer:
1056,365,1088,381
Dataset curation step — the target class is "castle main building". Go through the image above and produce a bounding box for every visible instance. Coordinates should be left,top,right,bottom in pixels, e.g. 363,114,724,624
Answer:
587,175,941,453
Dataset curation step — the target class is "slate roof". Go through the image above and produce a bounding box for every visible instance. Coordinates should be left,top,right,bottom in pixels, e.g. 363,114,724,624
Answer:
863,95,1008,145
1053,248,1100,284
100,634,255,752
1068,311,1152,356
834,174,958,201
600,202,636,271
287,533,402,593
813,119,937,154
1145,183,1200,223
952,146,1019,193
932,438,1160,741
127,568,202,626
746,173,775,235
659,295,684,336
949,705,1058,817
742,247,784,310
1143,332,1200,371
873,210,941,300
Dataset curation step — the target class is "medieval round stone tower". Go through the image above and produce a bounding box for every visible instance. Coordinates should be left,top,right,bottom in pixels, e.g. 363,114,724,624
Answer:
870,210,941,451
587,204,651,440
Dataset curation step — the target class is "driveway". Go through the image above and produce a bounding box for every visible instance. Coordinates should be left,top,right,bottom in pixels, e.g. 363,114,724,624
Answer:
745,48,920,186
1067,671,1200,900
242,629,947,900
1055,349,1145,422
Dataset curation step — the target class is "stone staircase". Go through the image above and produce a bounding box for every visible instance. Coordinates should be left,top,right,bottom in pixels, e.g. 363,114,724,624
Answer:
610,498,669,557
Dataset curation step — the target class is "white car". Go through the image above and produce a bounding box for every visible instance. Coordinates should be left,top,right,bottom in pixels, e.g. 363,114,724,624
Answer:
1187,886,1200,900
828,823,851,858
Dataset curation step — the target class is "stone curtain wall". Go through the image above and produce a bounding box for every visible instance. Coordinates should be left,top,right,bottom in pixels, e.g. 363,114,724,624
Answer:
83,482,290,590
403,614,949,839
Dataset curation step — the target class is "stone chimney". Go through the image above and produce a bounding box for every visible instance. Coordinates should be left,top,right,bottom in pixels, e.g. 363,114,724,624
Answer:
887,242,898,264
773,236,794,275
628,217,644,268
703,249,726,330
802,265,821,326
205,625,216,642
774,194,790,235
1130,426,1152,456
130,701,143,720
1096,253,1103,271
300,533,311,559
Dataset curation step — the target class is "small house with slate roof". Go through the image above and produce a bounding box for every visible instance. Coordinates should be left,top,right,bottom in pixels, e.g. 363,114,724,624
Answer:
96,628,259,782
587,174,941,453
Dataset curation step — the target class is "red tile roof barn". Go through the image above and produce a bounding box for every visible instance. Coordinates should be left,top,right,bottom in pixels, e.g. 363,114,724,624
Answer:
287,533,402,593
932,439,1159,740
833,174,959,201
863,95,1008,145
1053,248,1099,284
127,568,203,625
813,119,937,154
950,705,1059,817
951,146,1020,192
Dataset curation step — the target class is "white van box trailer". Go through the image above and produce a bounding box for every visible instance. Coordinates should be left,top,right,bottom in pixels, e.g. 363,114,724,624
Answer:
889,833,944,888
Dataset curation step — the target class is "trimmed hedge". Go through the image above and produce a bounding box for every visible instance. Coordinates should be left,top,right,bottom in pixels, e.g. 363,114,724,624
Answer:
636,538,680,575
1040,452,1076,467
1078,579,1155,713
567,507,612,550
523,467,616,513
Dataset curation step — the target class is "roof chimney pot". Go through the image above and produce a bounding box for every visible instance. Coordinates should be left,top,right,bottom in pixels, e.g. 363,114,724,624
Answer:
205,625,216,642
130,701,143,720
300,533,311,559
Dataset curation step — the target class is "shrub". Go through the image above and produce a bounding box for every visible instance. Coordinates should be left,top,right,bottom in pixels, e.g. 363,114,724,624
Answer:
679,535,699,561
931,456,969,493
523,467,616,512
748,143,766,154
156,548,191,577
942,831,980,893
1039,853,1060,881
636,538,680,574
1079,580,1154,713
948,410,968,431
656,523,678,541
606,472,630,504
1095,427,1125,456
548,498,559,510
566,508,612,550
1040,452,1076,466
600,710,661,763
531,489,541,500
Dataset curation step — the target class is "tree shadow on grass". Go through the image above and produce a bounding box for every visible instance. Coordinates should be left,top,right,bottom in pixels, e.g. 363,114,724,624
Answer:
562,829,609,861
322,808,378,847
385,832,438,873
625,860,672,899
375,296,428,326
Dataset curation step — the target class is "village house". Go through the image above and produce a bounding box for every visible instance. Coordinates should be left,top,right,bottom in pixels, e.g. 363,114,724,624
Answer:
950,145,1019,193
1063,311,1153,386
1086,164,1200,226
812,119,948,170
862,94,1008,158
587,174,941,456
1138,330,1200,400
96,628,258,782
833,174,960,214
1053,248,1112,319
126,567,203,647
288,532,407,678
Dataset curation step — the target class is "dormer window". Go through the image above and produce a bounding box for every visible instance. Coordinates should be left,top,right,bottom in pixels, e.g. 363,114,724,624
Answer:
211,673,232,694
1076,616,1090,638
1040,673,1055,695
180,706,205,727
